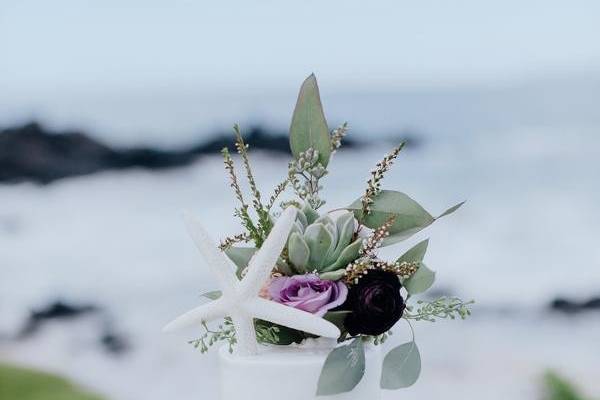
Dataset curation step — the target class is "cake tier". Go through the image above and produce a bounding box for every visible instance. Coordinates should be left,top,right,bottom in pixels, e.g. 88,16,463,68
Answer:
218,340,382,400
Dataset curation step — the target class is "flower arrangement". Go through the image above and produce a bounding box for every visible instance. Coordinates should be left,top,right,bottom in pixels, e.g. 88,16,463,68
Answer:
165,74,473,396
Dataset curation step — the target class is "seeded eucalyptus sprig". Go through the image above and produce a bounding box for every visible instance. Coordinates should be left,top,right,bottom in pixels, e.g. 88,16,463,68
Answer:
330,122,349,153
288,148,328,209
189,317,283,354
404,297,474,322
360,143,405,216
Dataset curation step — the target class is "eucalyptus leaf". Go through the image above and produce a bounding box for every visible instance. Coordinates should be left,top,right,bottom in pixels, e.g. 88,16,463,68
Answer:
396,239,429,264
289,74,331,167
224,246,257,278
348,190,434,241
200,290,222,300
316,338,365,396
380,341,421,389
437,201,466,219
403,263,435,294
349,191,465,246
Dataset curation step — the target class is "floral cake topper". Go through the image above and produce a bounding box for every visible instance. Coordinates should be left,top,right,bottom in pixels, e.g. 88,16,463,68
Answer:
164,74,473,395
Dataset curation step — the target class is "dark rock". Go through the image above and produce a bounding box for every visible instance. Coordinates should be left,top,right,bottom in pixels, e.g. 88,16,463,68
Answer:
0,122,362,184
549,296,600,313
19,300,99,337
100,331,129,355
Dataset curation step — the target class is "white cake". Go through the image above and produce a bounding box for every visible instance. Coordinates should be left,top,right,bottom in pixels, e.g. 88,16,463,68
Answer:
218,339,382,400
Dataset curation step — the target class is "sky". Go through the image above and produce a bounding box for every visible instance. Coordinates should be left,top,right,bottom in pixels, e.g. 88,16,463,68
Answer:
2,0,600,95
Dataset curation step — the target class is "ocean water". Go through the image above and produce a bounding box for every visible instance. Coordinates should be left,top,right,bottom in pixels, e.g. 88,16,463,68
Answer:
1,83,600,399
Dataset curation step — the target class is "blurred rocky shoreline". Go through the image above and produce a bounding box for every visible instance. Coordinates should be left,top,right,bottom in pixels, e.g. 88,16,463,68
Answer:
0,123,367,184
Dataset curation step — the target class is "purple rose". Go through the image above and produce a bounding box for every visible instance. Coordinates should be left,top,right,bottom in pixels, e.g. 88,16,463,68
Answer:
269,274,348,317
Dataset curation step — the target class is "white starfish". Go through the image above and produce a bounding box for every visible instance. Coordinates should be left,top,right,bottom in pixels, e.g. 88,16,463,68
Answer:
163,207,341,356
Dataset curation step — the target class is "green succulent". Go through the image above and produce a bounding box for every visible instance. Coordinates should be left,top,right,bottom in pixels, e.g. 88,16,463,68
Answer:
286,204,363,274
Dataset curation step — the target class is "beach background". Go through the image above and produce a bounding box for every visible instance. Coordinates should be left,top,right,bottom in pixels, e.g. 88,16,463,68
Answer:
1,1,600,399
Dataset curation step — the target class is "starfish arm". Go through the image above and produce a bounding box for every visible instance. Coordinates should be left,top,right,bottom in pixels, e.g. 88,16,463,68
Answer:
163,299,226,333
229,312,258,356
239,207,297,297
245,298,341,339
183,212,239,291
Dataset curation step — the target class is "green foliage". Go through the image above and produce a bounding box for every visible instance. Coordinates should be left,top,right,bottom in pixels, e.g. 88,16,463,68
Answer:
348,190,464,246
316,338,365,396
289,74,331,167
200,290,222,300
233,125,273,246
404,297,474,322
330,122,349,153
543,371,590,400
396,239,429,264
224,246,257,277
190,319,238,354
0,363,103,400
322,310,351,332
287,211,361,273
190,318,302,354
403,263,436,295
360,144,405,216
380,341,421,389
288,148,328,209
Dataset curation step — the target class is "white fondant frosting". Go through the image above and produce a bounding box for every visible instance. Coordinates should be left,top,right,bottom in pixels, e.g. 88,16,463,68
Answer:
218,341,382,400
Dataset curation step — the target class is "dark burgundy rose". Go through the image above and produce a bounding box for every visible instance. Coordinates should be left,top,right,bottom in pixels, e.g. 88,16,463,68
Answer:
343,270,405,336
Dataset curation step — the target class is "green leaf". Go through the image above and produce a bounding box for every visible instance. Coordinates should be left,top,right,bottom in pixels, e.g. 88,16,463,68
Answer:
224,246,257,278
289,74,331,167
323,310,351,331
302,203,320,225
200,290,222,300
437,201,465,219
328,213,355,263
288,232,310,272
349,191,465,246
396,239,429,264
381,341,421,389
316,338,365,396
348,190,434,242
403,263,435,294
322,238,362,272
319,269,347,281
304,223,333,269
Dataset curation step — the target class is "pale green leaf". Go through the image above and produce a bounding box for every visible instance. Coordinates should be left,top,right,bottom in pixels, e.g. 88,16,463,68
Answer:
319,269,347,281
396,239,429,264
200,290,222,300
403,263,435,294
316,338,365,396
304,223,333,269
224,246,256,278
437,201,465,219
348,190,434,243
381,341,421,389
322,238,362,272
288,232,310,272
289,74,331,167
